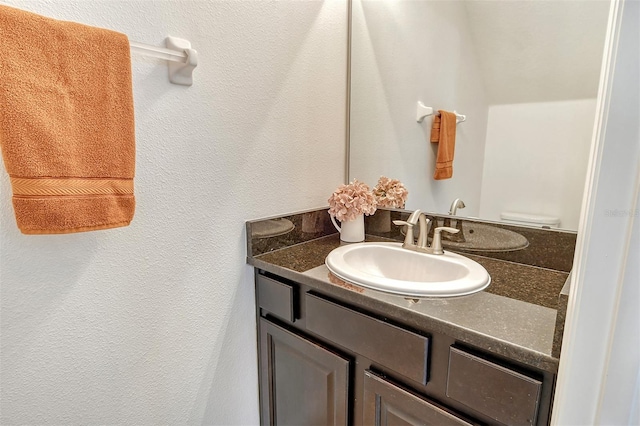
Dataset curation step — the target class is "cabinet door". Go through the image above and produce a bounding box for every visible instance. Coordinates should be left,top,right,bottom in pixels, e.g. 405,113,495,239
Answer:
259,318,350,426
363,370,476,426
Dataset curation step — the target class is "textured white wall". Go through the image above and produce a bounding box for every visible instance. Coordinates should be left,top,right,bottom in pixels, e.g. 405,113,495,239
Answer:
349,0,489,216
0,1,347,424
478,99,596,230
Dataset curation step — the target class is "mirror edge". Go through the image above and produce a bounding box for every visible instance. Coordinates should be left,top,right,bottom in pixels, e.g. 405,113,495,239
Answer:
345,0,353,184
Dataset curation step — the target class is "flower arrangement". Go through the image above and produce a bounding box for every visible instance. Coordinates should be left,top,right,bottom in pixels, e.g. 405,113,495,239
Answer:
328,179,377,222
373,176,409,208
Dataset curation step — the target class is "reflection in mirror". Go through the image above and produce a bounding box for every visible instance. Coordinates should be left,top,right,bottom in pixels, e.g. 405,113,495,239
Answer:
439,221,529,253
252,218,295,239
348,0,610,231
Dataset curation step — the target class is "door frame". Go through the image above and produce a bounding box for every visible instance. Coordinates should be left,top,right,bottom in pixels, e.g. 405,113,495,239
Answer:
552,0,640,423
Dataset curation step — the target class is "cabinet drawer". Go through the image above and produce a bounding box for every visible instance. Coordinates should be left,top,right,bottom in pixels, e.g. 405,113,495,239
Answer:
305,293,429,385
364,370,477,426
447,347,542,425
257,275,296,322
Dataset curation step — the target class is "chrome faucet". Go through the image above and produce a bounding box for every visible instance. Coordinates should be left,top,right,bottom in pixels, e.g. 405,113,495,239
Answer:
393,209,429,249
448,198,466,216
445,198,466,242
394,209,459,255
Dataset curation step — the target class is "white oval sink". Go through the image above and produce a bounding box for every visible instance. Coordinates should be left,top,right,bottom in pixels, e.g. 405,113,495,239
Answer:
325,242,490,297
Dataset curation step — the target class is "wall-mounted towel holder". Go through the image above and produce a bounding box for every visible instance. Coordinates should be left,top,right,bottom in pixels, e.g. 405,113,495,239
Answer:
129,36,198,86
416,101,466,124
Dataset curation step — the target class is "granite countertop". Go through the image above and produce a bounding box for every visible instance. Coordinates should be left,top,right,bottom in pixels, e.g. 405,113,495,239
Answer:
247,208,576,374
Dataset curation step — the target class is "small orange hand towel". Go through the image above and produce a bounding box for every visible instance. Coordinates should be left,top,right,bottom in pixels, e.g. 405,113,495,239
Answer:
430,110,457,180
0,5,135,234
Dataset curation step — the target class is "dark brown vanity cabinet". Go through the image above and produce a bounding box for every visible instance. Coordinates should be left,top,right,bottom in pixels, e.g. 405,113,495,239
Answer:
255,271,554,426
259,318,350,426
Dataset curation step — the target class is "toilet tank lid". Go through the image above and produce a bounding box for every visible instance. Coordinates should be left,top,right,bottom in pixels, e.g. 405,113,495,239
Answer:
500,211,561,225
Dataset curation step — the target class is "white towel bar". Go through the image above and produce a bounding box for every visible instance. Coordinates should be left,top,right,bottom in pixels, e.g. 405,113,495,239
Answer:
129,36,197,86
130,42,186,62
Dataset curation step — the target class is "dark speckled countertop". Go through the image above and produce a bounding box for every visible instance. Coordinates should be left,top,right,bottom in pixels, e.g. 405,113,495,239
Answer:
246,208,576,373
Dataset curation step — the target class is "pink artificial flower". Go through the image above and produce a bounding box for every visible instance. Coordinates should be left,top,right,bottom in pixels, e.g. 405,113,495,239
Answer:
328,179,377,221
373,176,408,208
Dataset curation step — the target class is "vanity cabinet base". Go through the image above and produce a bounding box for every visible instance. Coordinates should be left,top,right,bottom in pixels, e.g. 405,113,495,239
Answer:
255,270,555,426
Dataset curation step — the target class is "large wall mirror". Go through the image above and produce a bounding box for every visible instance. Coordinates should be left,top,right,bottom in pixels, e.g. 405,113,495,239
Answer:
348,0,611,231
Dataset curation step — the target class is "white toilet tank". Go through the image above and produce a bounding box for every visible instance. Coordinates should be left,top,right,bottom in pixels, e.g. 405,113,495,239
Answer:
500,211,561,229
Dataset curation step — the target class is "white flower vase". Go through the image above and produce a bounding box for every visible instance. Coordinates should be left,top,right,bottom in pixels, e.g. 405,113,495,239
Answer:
330,214,365,243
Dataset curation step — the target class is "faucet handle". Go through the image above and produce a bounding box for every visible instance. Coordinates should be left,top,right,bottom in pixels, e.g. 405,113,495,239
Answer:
431,226,460,255
393,220,415,248
436,226,459,234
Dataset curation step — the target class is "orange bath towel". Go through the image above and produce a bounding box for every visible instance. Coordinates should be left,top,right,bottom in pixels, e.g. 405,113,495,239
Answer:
430,110,457,180
0,5,135,234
